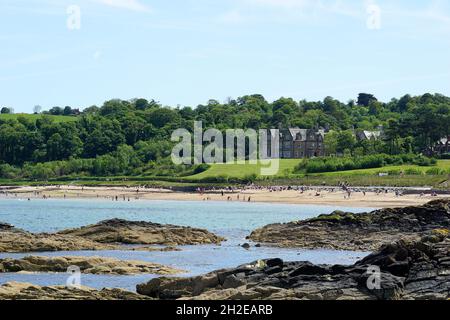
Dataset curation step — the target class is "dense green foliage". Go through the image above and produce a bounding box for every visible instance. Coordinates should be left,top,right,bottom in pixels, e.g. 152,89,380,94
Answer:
295,154,436,174
0,93,449,180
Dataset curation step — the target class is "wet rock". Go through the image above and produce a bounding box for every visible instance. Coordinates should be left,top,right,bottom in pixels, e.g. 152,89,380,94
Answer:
249,199,450,251
0,219,224,253
241,243,251,249
0,256,183,275
0,228,115,253
137,236,450,300
0,282,150,300
58,219,225,246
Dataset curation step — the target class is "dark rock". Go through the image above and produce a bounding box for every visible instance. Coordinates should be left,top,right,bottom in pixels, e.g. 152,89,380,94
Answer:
137,237,450,300
266,258,283,268
249,199,450,251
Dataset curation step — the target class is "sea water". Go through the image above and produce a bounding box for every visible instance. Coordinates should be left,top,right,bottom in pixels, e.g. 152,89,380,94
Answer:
0,199,374,291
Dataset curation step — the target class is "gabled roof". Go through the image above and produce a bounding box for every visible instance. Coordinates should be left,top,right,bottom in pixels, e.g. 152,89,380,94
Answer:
361,130,381,140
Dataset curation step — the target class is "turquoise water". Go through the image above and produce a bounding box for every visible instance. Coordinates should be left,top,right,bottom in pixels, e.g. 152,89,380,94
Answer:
0,199,374,291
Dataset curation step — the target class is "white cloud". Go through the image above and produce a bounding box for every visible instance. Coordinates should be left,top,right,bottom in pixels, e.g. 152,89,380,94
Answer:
95,0,152,13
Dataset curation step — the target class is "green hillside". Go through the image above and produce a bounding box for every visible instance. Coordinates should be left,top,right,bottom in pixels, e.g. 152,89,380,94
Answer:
0,113,78,123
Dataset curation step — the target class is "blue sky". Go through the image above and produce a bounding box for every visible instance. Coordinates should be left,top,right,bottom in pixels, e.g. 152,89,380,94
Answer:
1,0,450,112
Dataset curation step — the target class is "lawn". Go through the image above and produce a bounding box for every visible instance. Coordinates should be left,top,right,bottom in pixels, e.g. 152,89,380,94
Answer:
188,159,303,180
0,113,79,123
187,159,450,180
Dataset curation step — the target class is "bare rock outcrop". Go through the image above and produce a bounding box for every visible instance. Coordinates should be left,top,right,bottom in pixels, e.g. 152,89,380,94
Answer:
249,199,450,251
137,235,450,300
0,219,224,253
0,282,151,300
0,225,114,253
58,219,224,246
0,255,183,275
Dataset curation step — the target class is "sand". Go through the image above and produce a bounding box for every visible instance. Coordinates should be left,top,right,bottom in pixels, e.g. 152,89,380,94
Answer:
1,185,449,208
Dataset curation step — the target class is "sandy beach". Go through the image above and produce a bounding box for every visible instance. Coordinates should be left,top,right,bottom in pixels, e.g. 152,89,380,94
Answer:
1,185,448,208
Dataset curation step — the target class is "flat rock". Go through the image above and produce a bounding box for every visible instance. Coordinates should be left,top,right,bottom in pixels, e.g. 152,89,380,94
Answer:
0,255,183,275
0,228,115,253
249,199,450,251
0,282,150,300
58,219,225,246
0,219,224,253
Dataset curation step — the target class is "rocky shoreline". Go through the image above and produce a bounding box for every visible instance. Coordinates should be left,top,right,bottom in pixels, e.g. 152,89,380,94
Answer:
0,282,151,300
249,199,450,251
1,200,449,300
136,235,450,300
0,255,182,275
0,219,224,253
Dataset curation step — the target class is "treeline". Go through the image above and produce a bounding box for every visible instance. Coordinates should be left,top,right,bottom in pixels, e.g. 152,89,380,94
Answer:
295,154,438,174
0,146,208,180
0,93,449,179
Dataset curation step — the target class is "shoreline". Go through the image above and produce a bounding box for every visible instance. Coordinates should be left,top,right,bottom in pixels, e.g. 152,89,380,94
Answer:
1,185,449,208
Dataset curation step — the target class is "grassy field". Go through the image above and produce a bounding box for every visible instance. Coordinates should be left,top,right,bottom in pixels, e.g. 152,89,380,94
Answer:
0,114,78,123
189,159,302,180
188,160,450,179
184,159,450,188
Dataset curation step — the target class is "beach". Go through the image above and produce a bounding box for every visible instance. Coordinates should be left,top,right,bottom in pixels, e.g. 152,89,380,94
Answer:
1,185,448,208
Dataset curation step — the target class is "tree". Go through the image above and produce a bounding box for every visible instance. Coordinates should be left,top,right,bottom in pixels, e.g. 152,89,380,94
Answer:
63,106,73,116
336,131,356,154
49,106,63,115
357,93,377,107
135,98,149,111
1,107,11,114
147,108,181,128
324,131,338,155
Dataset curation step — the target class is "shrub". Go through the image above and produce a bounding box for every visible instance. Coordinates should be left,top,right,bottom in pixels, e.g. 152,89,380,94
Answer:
294,154,435,174
404,168,423,175
425,167,446,175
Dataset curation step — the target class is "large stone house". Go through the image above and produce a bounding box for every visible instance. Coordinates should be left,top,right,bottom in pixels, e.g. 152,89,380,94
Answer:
266,128,326,159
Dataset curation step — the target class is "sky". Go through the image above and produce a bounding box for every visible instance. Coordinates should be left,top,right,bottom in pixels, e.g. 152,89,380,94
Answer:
0,0,450,112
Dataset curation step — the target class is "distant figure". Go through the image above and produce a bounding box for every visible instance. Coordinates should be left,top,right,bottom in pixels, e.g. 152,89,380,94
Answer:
248,196,251,202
